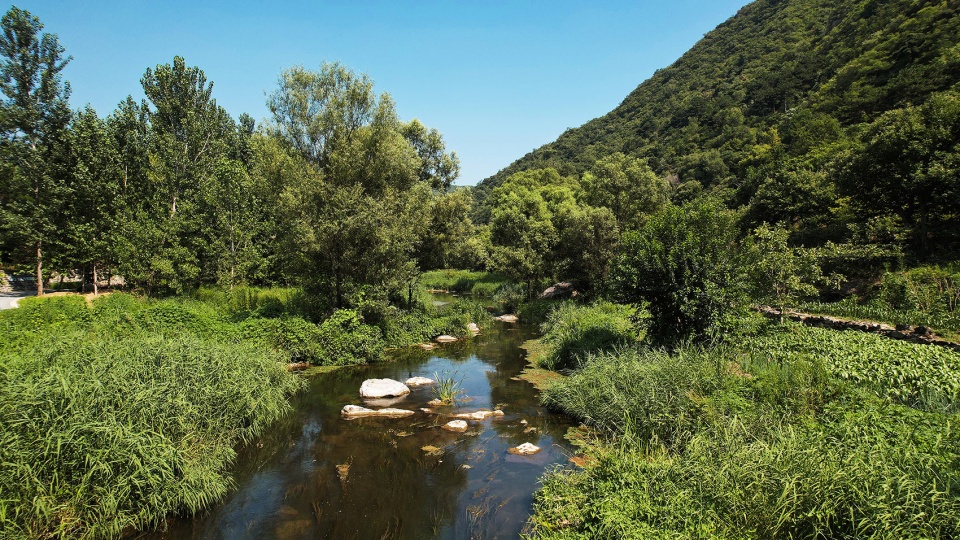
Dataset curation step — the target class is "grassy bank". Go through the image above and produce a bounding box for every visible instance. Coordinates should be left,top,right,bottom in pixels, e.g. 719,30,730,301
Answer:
525,304,960,539
0,288,488,539
0,294,305,539
420,269,512,296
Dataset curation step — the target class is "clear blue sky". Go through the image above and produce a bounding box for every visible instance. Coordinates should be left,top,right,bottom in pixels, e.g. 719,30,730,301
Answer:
17,1,748,185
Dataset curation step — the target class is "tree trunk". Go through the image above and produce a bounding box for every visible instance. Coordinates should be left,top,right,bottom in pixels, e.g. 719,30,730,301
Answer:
93,263,99,296
35,240,43,295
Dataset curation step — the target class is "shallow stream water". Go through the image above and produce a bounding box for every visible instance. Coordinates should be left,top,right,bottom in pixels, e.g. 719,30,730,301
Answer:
146,312,574,539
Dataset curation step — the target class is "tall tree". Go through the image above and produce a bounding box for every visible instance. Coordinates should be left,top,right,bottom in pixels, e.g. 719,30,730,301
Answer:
402,118,460,191
268,63,452,307
839,90,960,256
0,6,72,294
126,56,240,294
64,106,122,294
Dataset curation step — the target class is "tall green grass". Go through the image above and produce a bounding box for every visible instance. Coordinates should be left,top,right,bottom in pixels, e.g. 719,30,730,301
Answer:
537,302,637,371
531,399,960,539
420,269,513,296
0,330,304,540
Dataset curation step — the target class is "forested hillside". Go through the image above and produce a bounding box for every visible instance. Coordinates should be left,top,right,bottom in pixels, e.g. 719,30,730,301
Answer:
475,0,960,256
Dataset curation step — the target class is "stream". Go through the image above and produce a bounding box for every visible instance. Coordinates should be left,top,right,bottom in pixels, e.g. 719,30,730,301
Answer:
146,309,575,539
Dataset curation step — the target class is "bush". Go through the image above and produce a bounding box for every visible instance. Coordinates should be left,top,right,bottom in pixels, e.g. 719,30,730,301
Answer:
380,298,490,347
517,298,562,325
538,302,636,370
492,282,524,313
316,309,384,365
612,200,744,346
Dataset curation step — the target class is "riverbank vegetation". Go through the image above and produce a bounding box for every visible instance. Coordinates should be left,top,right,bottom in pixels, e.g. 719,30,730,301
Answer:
0,294,305,539
528,316,960,538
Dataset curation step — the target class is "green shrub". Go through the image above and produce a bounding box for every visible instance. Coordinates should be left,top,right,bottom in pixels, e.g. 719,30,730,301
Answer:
238,316,321,363
611,200,745,346
380,298,490,347
517,298,562,325
492,282,524,313
316,309,384,365
538,302,636,370
6,294,91,329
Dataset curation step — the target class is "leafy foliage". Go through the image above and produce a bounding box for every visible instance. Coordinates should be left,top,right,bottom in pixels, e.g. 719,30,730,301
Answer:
612,200,744,345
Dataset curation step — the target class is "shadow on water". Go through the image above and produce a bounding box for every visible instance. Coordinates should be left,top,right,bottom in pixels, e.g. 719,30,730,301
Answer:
145,319,575,540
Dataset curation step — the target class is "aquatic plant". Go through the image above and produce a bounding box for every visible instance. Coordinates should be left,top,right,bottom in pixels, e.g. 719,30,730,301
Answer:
433,371,464,404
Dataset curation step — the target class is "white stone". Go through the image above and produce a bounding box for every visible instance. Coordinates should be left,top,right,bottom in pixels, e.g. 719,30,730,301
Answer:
467,322,480,336
359,378,410,398
495,314,518,323
434,335,458,343
508,442,541,455
452,409,505,421
405,376,435,386
341,405,415,418
442,420,469,432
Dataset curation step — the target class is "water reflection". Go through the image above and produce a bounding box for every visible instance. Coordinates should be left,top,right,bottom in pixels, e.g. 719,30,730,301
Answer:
147,320,573,539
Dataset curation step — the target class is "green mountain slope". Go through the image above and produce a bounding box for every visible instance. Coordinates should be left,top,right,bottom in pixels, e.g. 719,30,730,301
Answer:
474,0,960,216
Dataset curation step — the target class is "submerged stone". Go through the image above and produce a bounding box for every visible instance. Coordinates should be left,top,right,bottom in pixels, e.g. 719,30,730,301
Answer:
341,405,414,418
452,409,504,421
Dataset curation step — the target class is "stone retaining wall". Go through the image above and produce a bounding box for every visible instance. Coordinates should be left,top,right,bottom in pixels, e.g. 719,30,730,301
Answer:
758,307,960,353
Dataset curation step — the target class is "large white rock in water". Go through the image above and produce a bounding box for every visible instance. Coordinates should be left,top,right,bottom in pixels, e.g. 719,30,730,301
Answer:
442,420,469,432
508,442,541,455
360,378,410,398
434,335,458,343
405,376,435,386
341,405,415,418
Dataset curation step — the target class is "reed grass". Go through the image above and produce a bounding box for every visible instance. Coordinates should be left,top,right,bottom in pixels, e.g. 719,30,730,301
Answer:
0,291,311,540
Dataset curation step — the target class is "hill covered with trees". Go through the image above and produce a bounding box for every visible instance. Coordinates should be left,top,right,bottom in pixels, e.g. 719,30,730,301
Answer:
475,0,960,258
